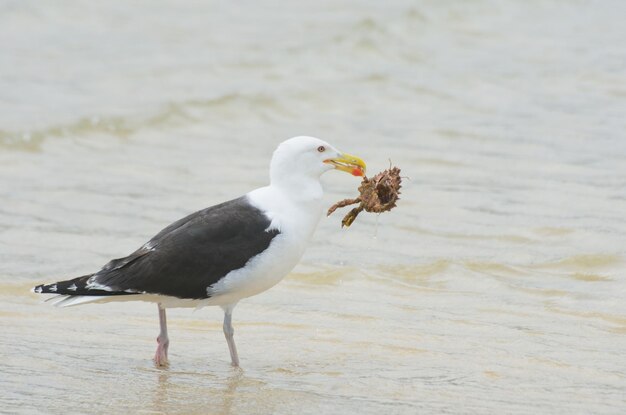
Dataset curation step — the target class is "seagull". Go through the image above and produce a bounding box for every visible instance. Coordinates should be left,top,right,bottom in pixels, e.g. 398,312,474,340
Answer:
33,136,366,367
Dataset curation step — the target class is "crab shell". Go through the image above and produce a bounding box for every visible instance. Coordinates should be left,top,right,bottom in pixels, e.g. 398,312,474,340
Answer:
359,167,402,213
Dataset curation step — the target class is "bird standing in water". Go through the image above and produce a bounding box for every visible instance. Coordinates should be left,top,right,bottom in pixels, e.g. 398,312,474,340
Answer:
33,136,366,367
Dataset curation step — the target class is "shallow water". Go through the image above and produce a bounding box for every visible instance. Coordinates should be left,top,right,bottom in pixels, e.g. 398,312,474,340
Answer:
1,1,626,414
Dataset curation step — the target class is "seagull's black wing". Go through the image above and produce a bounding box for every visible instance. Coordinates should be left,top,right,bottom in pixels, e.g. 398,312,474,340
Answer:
34,196,280,299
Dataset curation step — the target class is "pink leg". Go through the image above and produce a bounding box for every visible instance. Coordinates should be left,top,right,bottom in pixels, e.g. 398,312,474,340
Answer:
154,304,169,367
222,304,240,367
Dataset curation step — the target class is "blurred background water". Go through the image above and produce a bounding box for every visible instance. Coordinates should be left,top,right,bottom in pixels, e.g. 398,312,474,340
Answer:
1,1,625,414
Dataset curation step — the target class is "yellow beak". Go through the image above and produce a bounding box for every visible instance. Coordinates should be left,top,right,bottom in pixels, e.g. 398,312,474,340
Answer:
324,152,367,177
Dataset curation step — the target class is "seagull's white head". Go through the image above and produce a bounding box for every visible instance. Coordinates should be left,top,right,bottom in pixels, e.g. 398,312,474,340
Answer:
269,136,366,188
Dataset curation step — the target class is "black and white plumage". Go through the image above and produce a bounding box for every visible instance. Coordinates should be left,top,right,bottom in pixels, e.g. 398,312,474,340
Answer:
33,136,366,367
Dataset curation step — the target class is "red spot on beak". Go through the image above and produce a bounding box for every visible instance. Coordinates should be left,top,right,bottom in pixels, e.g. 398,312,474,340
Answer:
352,167,364,177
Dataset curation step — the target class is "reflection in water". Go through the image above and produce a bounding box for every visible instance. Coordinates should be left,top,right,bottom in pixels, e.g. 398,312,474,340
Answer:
150,368,246,415
152,371,173,415
218,370,245,415
151,368,247,415
146,366,311,415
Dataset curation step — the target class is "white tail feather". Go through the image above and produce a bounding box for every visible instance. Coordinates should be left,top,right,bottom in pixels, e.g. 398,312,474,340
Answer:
38,293,209,308
47,295,104,307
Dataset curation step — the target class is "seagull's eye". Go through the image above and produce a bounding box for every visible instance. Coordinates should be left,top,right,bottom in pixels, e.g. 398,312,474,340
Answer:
317,146,326,153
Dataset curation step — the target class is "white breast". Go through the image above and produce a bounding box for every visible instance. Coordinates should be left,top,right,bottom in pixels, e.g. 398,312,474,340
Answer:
205,184,324,306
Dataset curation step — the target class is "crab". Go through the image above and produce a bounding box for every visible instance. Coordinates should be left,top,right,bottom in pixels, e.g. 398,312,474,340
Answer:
327,166,402,227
